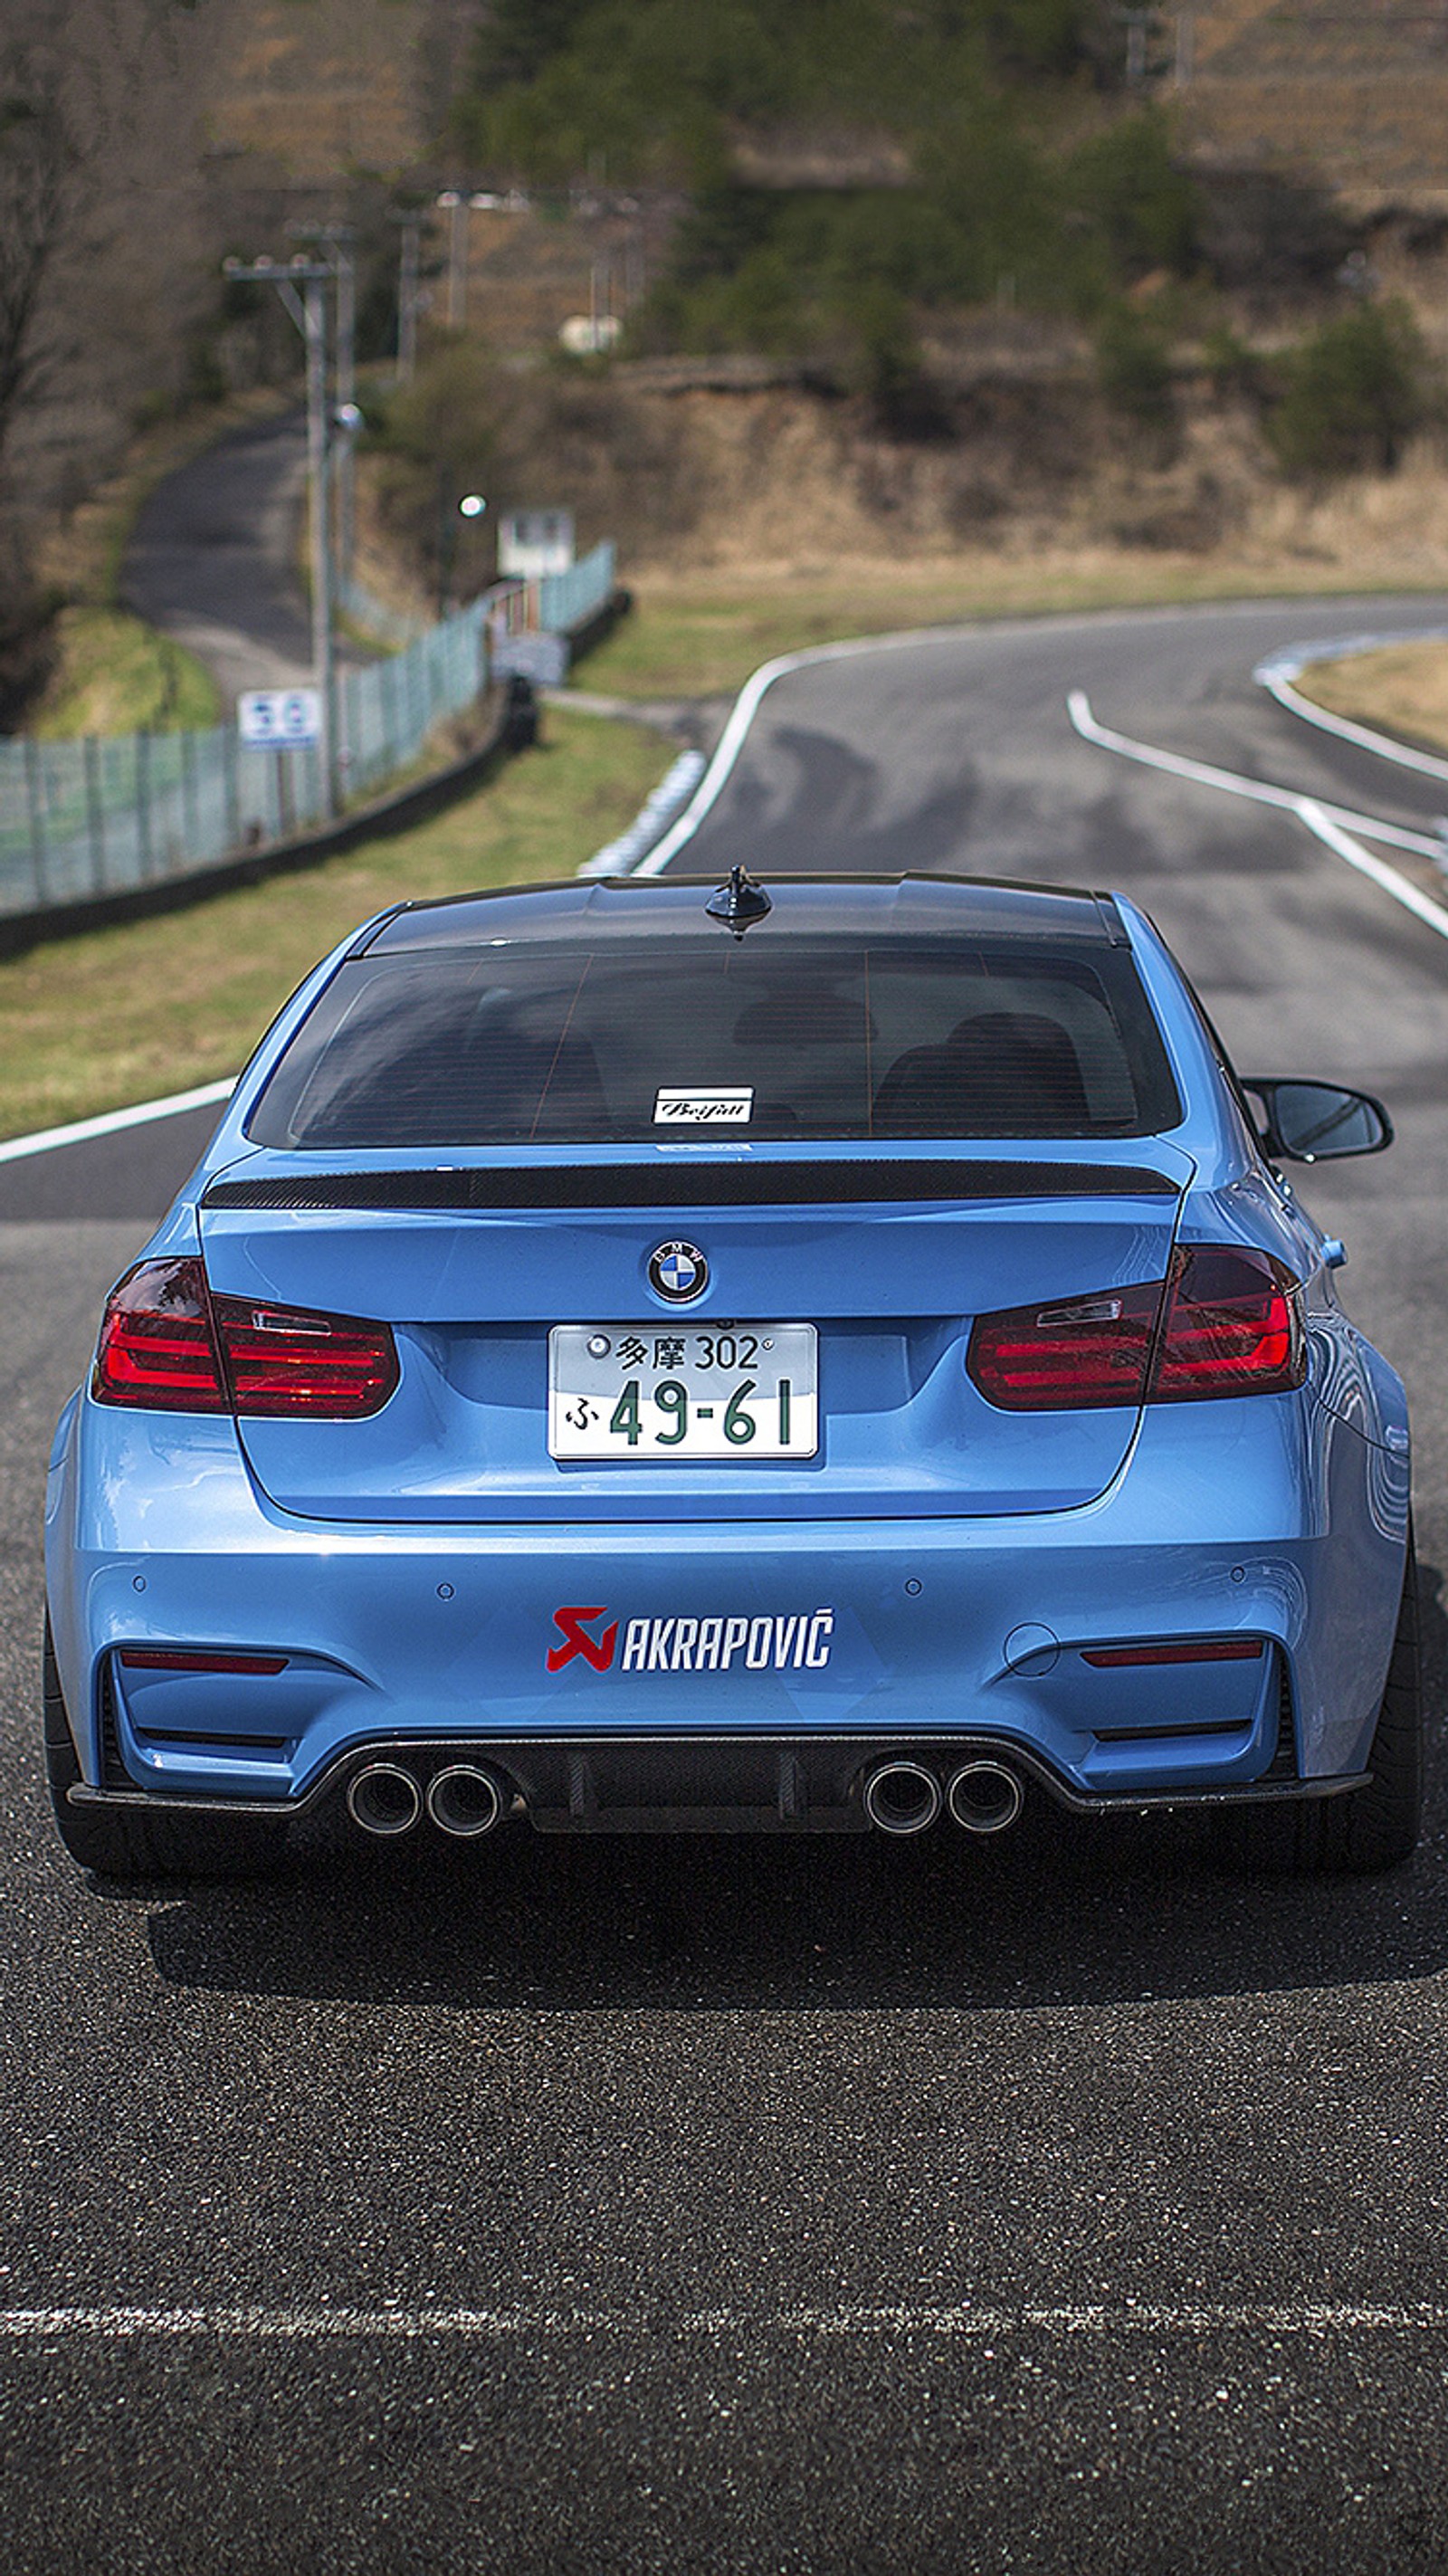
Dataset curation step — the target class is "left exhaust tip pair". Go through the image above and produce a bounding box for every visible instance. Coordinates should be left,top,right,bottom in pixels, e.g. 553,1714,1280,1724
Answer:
347,1761,503,1839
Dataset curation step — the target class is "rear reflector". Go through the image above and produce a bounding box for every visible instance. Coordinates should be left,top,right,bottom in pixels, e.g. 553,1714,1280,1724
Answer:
117,1649,289,1675
968,1245,1304,1410
1081,1640,1264,1667
94,1256,398,1418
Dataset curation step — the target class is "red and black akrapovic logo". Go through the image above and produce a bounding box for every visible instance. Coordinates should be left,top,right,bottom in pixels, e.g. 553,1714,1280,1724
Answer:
547,1606,834,1674
546,1606,620,1673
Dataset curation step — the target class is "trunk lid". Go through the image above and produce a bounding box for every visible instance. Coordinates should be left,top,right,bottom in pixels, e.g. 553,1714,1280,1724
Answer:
199,1148,1191,1522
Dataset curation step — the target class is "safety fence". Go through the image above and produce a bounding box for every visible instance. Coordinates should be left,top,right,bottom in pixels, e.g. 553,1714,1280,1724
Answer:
0,539,618,923
538,544,616,635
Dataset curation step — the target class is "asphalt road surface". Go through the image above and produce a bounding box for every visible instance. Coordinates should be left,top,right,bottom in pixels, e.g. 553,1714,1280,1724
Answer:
123,411,335,709
7,595,1448,2573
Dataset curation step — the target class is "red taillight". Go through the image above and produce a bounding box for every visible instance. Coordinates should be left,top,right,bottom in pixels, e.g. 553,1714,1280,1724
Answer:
94,1258,397,1418
94,1258,226,1411
1150,1245,1303,1401
968,1245,1304,1411
968,1278,1165,1410
211,1294,398,1417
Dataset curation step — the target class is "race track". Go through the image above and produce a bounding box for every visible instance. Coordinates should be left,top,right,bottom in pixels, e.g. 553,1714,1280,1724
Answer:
6,595,1448,2572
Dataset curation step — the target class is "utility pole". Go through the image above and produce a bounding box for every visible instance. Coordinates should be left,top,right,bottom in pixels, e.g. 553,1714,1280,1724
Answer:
1114,4,1158,83
394,211,423,380
290,223,358,594
335,240,357,594
223,253,338,816
1173,7,1195,83
437,188,469,329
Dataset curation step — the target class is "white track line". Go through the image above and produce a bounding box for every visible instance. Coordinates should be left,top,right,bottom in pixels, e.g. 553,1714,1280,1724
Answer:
1297,800,1448,938
634,623,1448,888
2,632,919,1160
1256,631,1448,786
1068,691,1448,945
0,1078,235,1169
629,643,824,876
3,2300,1448,2342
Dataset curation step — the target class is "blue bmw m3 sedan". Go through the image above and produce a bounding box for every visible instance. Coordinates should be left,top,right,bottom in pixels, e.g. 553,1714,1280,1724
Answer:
43,867,1419,1878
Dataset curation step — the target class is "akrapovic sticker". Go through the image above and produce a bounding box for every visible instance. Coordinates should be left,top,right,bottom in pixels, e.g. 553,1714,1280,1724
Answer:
548,1605,834,1674
653,1088,754,1125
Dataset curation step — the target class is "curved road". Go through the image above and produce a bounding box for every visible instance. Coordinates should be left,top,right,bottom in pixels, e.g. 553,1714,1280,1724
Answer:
122,410,317,708
123,409,375,711
6,596,1448,2571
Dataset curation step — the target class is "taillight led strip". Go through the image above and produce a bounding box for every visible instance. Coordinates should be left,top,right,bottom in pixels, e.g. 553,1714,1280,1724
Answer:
93,1256,398,1418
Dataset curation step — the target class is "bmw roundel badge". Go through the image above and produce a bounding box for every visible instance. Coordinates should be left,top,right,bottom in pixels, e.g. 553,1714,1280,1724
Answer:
648,1240,709,1303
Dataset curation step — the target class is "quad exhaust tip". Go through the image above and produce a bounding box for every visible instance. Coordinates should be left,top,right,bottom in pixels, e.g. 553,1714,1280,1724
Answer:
426,1764,503,1839
863,1760,942,1837
948,1760,1024,1836
348,1761,422,1837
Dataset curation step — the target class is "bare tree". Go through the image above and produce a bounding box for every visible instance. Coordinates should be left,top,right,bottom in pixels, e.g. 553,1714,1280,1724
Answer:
0,47,68,463
0,1,222,520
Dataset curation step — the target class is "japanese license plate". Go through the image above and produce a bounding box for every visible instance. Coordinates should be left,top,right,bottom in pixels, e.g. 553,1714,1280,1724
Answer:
548,1323,818,1461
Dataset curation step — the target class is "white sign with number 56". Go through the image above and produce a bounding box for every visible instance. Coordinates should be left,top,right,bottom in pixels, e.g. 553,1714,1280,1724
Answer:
238,689,321,747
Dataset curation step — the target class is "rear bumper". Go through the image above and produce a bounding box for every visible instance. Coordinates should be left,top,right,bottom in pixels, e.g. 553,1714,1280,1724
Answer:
46,1382,1409,1813
66,1727,1370,1834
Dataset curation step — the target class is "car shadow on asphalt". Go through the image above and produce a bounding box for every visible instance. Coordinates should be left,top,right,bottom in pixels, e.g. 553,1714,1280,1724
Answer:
139,1799,1448,2014
138,1560,1448,2013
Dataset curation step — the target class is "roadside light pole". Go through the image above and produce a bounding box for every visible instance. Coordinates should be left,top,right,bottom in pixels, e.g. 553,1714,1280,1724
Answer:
436,486,487,618
223,253,339,816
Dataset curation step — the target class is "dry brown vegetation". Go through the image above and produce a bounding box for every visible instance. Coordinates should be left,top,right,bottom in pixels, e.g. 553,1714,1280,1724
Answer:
367,350,1448,612
1298,640,1448,756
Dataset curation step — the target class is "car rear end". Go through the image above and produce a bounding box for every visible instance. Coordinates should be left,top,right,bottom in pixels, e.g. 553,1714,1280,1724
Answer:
43,873,1409,1858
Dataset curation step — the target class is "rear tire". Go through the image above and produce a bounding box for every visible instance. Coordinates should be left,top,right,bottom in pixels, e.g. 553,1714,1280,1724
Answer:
43,1618,288,1883
1213,1531,1424,1876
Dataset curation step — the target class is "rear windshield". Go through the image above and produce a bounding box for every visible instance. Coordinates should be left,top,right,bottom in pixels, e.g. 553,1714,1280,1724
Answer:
247,936,1182,1148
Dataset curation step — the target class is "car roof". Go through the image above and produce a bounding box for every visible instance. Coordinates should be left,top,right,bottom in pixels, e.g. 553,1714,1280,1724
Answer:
359,872,1131,954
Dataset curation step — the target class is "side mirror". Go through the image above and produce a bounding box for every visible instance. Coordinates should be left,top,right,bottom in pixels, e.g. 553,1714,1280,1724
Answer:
1242,1078,1393,1162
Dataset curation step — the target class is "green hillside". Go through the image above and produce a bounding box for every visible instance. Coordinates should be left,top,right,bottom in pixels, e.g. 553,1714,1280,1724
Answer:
452,1,1240,379
455,0,1102,180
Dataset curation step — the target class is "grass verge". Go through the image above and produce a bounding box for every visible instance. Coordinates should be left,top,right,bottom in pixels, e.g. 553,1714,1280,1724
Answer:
1293,639,1448,758
579,555,1448,702
0,707,667,1142
32,386,292,740
32,606,223,738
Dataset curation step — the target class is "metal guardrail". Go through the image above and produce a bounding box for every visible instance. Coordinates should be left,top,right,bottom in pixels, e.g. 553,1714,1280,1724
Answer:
0,540,619,923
